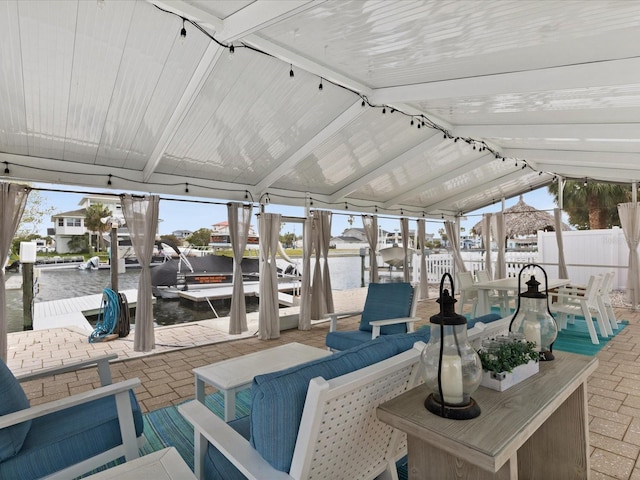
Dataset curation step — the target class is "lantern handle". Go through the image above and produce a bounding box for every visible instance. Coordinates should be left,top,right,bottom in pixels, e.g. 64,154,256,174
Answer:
440,271,455,299
510,263,555,334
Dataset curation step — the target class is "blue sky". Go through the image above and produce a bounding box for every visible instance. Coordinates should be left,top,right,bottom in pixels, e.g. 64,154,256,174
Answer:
33,182,558,238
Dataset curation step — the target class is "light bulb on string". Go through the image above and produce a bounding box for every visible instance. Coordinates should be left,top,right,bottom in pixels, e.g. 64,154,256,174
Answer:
318,78,323,91
3,162,9,175
180,18,187,43
228,44,235,59
289,64,294,79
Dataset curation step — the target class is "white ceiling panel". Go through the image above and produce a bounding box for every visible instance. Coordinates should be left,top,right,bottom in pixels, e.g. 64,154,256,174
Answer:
1,0,640,220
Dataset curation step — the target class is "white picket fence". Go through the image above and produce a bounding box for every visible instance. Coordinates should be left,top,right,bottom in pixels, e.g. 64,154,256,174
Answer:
398,226,631,291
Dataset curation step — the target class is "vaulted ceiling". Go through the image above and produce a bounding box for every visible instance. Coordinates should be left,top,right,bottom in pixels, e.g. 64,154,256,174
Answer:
1,0,639,220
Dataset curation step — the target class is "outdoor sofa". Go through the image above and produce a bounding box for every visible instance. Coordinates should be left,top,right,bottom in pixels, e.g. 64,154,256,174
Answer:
180,311,504,479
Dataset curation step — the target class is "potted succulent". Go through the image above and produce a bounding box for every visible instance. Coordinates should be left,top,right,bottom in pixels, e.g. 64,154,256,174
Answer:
478,338,539,391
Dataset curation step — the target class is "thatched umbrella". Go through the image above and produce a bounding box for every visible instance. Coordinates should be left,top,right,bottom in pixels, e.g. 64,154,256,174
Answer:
472,196,570,237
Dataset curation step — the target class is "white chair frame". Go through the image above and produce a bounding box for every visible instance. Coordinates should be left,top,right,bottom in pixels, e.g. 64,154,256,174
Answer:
1,355,144,480
179,342,426,480
549,275,608,345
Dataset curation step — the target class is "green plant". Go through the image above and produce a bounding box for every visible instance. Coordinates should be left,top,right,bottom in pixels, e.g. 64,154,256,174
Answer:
478,340,538,374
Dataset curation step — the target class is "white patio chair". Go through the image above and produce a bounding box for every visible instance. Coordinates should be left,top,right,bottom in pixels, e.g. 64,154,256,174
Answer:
549,275,608,345
455,271,477,317
599,271,618,331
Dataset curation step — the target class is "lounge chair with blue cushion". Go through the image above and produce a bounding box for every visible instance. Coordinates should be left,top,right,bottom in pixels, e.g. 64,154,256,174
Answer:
325,282,419,351
0,354,145,479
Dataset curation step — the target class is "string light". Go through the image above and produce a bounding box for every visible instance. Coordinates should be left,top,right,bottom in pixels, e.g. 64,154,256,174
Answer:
584,178,588,187
289,64,294,79
3,162,9,175
107,174,112,186
318,77,323,91
185,183,189,193
180,18,186,41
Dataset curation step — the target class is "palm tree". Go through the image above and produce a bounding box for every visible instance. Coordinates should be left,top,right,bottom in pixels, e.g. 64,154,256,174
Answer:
548,181,631,229
84,203,112,252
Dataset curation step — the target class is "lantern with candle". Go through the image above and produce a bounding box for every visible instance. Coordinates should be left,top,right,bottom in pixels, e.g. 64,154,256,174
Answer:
508,264,558,361
421,273,483,420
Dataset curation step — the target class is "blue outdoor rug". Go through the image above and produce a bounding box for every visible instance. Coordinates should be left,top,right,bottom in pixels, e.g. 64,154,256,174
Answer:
141,389,252,471
553,318,628,356
469,307,628,356
141,389,410,479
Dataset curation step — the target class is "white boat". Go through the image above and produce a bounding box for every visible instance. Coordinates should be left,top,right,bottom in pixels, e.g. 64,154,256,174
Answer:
379,232,416,268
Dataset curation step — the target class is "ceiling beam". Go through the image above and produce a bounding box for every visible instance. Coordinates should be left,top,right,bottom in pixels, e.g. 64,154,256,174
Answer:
253,100,366,195
383,152,494,208
454,123,640,141
329,133,445,203
142,42,223,182
219,1,323,41
146,0,224,32
371,57,640,104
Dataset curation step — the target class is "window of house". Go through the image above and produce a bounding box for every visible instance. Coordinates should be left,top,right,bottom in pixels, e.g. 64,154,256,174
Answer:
57,218,64,227
66,218,82,227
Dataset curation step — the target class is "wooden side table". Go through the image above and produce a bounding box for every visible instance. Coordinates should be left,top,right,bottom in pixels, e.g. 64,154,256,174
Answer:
377,352,598,479
84,447,195,479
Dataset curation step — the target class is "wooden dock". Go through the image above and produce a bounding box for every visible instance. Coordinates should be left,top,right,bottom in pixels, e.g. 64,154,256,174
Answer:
178,281,301,304
32,289,144,332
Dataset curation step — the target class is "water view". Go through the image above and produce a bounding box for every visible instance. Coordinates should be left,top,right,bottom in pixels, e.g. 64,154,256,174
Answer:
5,256,366,334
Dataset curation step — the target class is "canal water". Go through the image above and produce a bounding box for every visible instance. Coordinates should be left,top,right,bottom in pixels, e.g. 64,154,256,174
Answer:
5,255,372,333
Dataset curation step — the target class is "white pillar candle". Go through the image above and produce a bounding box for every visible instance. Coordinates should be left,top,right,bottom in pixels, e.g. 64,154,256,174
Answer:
523,317,542,351
440,354,464,404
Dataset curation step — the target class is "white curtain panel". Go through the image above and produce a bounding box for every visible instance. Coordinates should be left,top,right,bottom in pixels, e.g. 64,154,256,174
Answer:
400,217,410,282
482,213,492,279
298,216,314,329
227,202,252,335
444,221,467,272
554,208,569,279
361,215,379,283
0,183,30,361
320,210,334,313
618,202,640,308
417,219,429,299
258,213,281,340
120,194,159,352
310,213,325,320
495,212,506,279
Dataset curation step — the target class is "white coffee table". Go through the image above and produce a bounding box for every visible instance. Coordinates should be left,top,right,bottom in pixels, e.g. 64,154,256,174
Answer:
84,447,195,479
194,342,331,421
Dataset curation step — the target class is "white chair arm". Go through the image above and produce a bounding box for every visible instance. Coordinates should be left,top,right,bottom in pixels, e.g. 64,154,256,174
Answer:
0,378,141,429
16,354,118,386
369,316,418,338
326,310,363,332
179,401,291,480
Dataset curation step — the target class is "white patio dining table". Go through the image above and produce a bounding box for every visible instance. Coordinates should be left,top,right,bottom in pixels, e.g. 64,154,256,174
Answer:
474,277,570,317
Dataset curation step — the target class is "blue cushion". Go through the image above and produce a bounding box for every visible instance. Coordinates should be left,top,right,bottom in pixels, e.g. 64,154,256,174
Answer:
467,313,502,329
204,416,250,480
325,330,374,351
250,336,399,473
0,360,31,463
0,391,143,479
358,282,414,335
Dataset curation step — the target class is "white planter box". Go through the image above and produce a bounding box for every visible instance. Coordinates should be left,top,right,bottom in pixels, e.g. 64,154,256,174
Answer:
480,360,539,392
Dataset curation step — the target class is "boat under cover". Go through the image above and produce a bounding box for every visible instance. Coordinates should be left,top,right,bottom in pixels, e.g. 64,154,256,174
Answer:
151,254,260,298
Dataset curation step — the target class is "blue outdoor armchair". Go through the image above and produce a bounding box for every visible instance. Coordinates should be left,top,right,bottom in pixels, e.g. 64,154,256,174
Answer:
0,354,145,479
325,282,419,351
